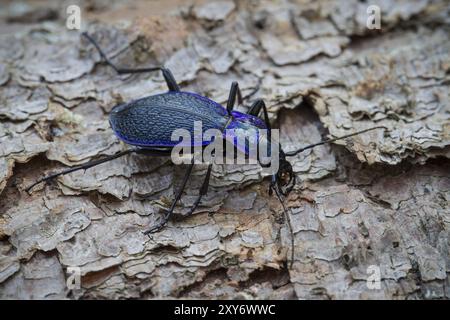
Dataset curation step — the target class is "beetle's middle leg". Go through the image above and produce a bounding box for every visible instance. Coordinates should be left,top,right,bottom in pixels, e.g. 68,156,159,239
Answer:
184,163,212,217
226,81,243,113
25,148,142,193
144,158,195,234
247,99,271,129
82,32,180,91
145,162,213,233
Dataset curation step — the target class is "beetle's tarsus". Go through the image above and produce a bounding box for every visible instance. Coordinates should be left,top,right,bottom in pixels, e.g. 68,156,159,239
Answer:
25,180,44,194
144,207,174,234
25,173,60,194
143,221,167,235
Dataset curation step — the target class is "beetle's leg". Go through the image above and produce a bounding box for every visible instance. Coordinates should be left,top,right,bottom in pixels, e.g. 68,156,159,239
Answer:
82,32,180,91
26,148,140,193
226,81,243,113
248,99,284,193
144,159,195,235
247,100,261,116
184,163,212,217
247,99,271,129
135,148,172,157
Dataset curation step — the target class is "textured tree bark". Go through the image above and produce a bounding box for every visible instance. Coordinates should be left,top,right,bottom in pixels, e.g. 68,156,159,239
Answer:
0,0,449,299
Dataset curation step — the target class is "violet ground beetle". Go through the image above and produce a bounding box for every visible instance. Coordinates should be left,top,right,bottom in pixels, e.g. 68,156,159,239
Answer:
26,33,385,267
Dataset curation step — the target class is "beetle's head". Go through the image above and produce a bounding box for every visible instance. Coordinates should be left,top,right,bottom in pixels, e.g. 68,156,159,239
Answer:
270,149,295,197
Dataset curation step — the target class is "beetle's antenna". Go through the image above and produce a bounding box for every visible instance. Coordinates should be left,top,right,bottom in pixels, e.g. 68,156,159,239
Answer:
272,182,295,269
285,126,386,157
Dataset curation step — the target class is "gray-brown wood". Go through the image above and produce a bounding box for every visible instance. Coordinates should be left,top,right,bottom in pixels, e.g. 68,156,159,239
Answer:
0,0,449,299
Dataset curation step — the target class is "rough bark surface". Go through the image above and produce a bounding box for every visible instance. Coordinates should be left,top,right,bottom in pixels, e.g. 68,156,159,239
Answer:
0,0,449,299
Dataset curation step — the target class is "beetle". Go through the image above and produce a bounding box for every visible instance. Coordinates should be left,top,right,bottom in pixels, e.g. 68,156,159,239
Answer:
27,33,384,266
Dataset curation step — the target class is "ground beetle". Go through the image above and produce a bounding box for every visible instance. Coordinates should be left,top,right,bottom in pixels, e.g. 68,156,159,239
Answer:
27,33,384,266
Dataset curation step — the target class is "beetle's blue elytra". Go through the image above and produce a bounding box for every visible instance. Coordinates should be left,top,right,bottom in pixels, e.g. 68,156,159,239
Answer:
110,91,268,150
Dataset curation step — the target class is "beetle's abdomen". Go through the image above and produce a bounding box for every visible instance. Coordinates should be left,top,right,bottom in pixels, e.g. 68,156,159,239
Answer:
109,91,229,147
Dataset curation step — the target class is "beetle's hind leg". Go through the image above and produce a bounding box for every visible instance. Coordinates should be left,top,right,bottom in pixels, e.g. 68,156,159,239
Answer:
25,149,138,193
82,32,179,91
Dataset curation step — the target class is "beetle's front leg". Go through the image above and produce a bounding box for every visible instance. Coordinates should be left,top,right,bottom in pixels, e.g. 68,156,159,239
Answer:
247,99,271,129
144,159,195,235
